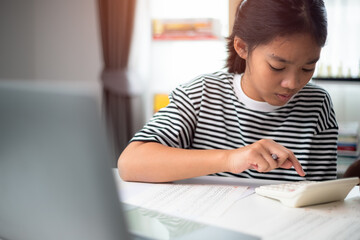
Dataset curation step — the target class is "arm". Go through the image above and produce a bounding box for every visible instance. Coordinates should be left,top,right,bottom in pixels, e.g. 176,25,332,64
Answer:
118,139,305,183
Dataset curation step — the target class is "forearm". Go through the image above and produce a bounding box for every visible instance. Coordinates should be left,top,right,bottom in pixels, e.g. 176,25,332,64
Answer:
118,139,305,183
118,141,230,183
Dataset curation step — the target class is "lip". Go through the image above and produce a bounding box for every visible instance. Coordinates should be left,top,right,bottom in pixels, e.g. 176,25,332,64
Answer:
276,93,293,102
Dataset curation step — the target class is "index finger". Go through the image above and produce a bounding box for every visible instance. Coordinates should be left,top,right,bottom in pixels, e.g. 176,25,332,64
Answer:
286,152,305,177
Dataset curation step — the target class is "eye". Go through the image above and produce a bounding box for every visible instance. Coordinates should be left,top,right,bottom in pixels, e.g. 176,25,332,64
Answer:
269,64,285,72
302,68,315,73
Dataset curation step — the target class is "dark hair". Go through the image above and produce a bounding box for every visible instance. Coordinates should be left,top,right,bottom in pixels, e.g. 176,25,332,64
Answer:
226,0,327,74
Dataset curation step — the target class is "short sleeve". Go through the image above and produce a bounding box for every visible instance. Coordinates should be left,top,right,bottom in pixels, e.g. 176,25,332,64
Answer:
315,90,338,134
131,86,197,148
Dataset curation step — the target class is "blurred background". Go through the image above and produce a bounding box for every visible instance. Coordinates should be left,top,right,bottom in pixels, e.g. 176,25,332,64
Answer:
1,0,359,169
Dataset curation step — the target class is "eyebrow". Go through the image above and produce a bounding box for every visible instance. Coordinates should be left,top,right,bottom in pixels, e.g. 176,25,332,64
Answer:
305,57,320,65
268,54,319,65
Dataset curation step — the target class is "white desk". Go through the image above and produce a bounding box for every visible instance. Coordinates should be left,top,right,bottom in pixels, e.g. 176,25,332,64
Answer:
113,172,360,240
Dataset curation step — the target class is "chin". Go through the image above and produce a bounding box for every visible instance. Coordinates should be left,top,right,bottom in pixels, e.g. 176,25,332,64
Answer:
268,100,288,107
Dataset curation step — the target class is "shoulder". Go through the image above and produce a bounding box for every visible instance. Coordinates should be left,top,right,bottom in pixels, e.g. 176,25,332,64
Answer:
293,82,333,104
180,71,234,90
294,82,338,129
174,71,235,100
297,82,330,97
169,71,236,111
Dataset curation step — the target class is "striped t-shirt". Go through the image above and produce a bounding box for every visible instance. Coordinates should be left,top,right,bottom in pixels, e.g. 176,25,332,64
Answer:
132,71,338,181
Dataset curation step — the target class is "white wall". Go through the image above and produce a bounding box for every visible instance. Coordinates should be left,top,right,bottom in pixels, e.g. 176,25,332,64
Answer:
0,0,102,83
315,81,360,125
0,1,35,79
317,0,360,125
33,0,102,82
318,0,360,78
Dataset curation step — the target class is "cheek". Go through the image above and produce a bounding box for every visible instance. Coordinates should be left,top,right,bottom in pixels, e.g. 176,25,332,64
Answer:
260,69,282,89
252,63,272,81
301,73,313,85
296,71,314,88
247,58,281,91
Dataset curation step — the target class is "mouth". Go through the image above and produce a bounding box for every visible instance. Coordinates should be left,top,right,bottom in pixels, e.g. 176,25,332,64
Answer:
276,93,293,102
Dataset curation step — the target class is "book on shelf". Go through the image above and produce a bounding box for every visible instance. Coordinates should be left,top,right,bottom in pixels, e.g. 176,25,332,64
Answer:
152,18,221,40
337,122,360,157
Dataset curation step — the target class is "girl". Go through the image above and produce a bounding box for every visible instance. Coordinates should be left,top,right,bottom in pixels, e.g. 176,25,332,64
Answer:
119,0,338,182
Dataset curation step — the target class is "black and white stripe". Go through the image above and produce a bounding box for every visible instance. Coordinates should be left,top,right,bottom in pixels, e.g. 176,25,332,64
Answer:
132,71,338,181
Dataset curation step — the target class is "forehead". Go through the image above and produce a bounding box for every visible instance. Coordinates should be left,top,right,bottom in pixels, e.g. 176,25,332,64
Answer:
256,34,321,63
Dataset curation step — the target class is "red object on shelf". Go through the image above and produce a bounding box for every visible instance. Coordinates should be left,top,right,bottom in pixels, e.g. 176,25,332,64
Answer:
152,18,220,41
338,146,357,152
153,34,218,41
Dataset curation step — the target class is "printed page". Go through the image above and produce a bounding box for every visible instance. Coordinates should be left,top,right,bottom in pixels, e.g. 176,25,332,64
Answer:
266,213,360,240
121,183,249,220
260,197,360,240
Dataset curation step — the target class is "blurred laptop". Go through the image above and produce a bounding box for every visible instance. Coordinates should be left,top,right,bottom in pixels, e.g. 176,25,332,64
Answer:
0,81,258,240
0,81,131,240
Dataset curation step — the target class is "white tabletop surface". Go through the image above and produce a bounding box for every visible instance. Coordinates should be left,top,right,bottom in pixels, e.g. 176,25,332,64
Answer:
113,170,360,240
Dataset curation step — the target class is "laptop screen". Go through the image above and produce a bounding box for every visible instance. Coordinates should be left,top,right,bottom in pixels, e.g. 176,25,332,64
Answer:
0,81,131,240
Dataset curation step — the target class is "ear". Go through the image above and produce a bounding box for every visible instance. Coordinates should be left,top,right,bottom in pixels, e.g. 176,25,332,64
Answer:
234,36,248,59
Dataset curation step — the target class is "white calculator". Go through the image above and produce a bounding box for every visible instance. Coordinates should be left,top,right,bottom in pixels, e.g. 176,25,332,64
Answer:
255,177,359,208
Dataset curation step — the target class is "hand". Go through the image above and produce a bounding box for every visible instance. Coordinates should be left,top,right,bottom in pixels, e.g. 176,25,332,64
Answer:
226,139,305,176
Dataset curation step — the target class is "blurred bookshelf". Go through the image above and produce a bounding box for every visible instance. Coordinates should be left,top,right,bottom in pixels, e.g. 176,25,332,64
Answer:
145,0,229,121
338,122,360,157
337,122,360,178
152,18,221,41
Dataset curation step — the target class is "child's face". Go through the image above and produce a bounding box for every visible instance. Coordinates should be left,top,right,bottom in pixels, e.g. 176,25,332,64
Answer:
241,34,321,106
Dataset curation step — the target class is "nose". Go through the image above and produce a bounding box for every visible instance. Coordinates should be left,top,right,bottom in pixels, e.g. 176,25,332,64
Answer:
281,74,300,90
